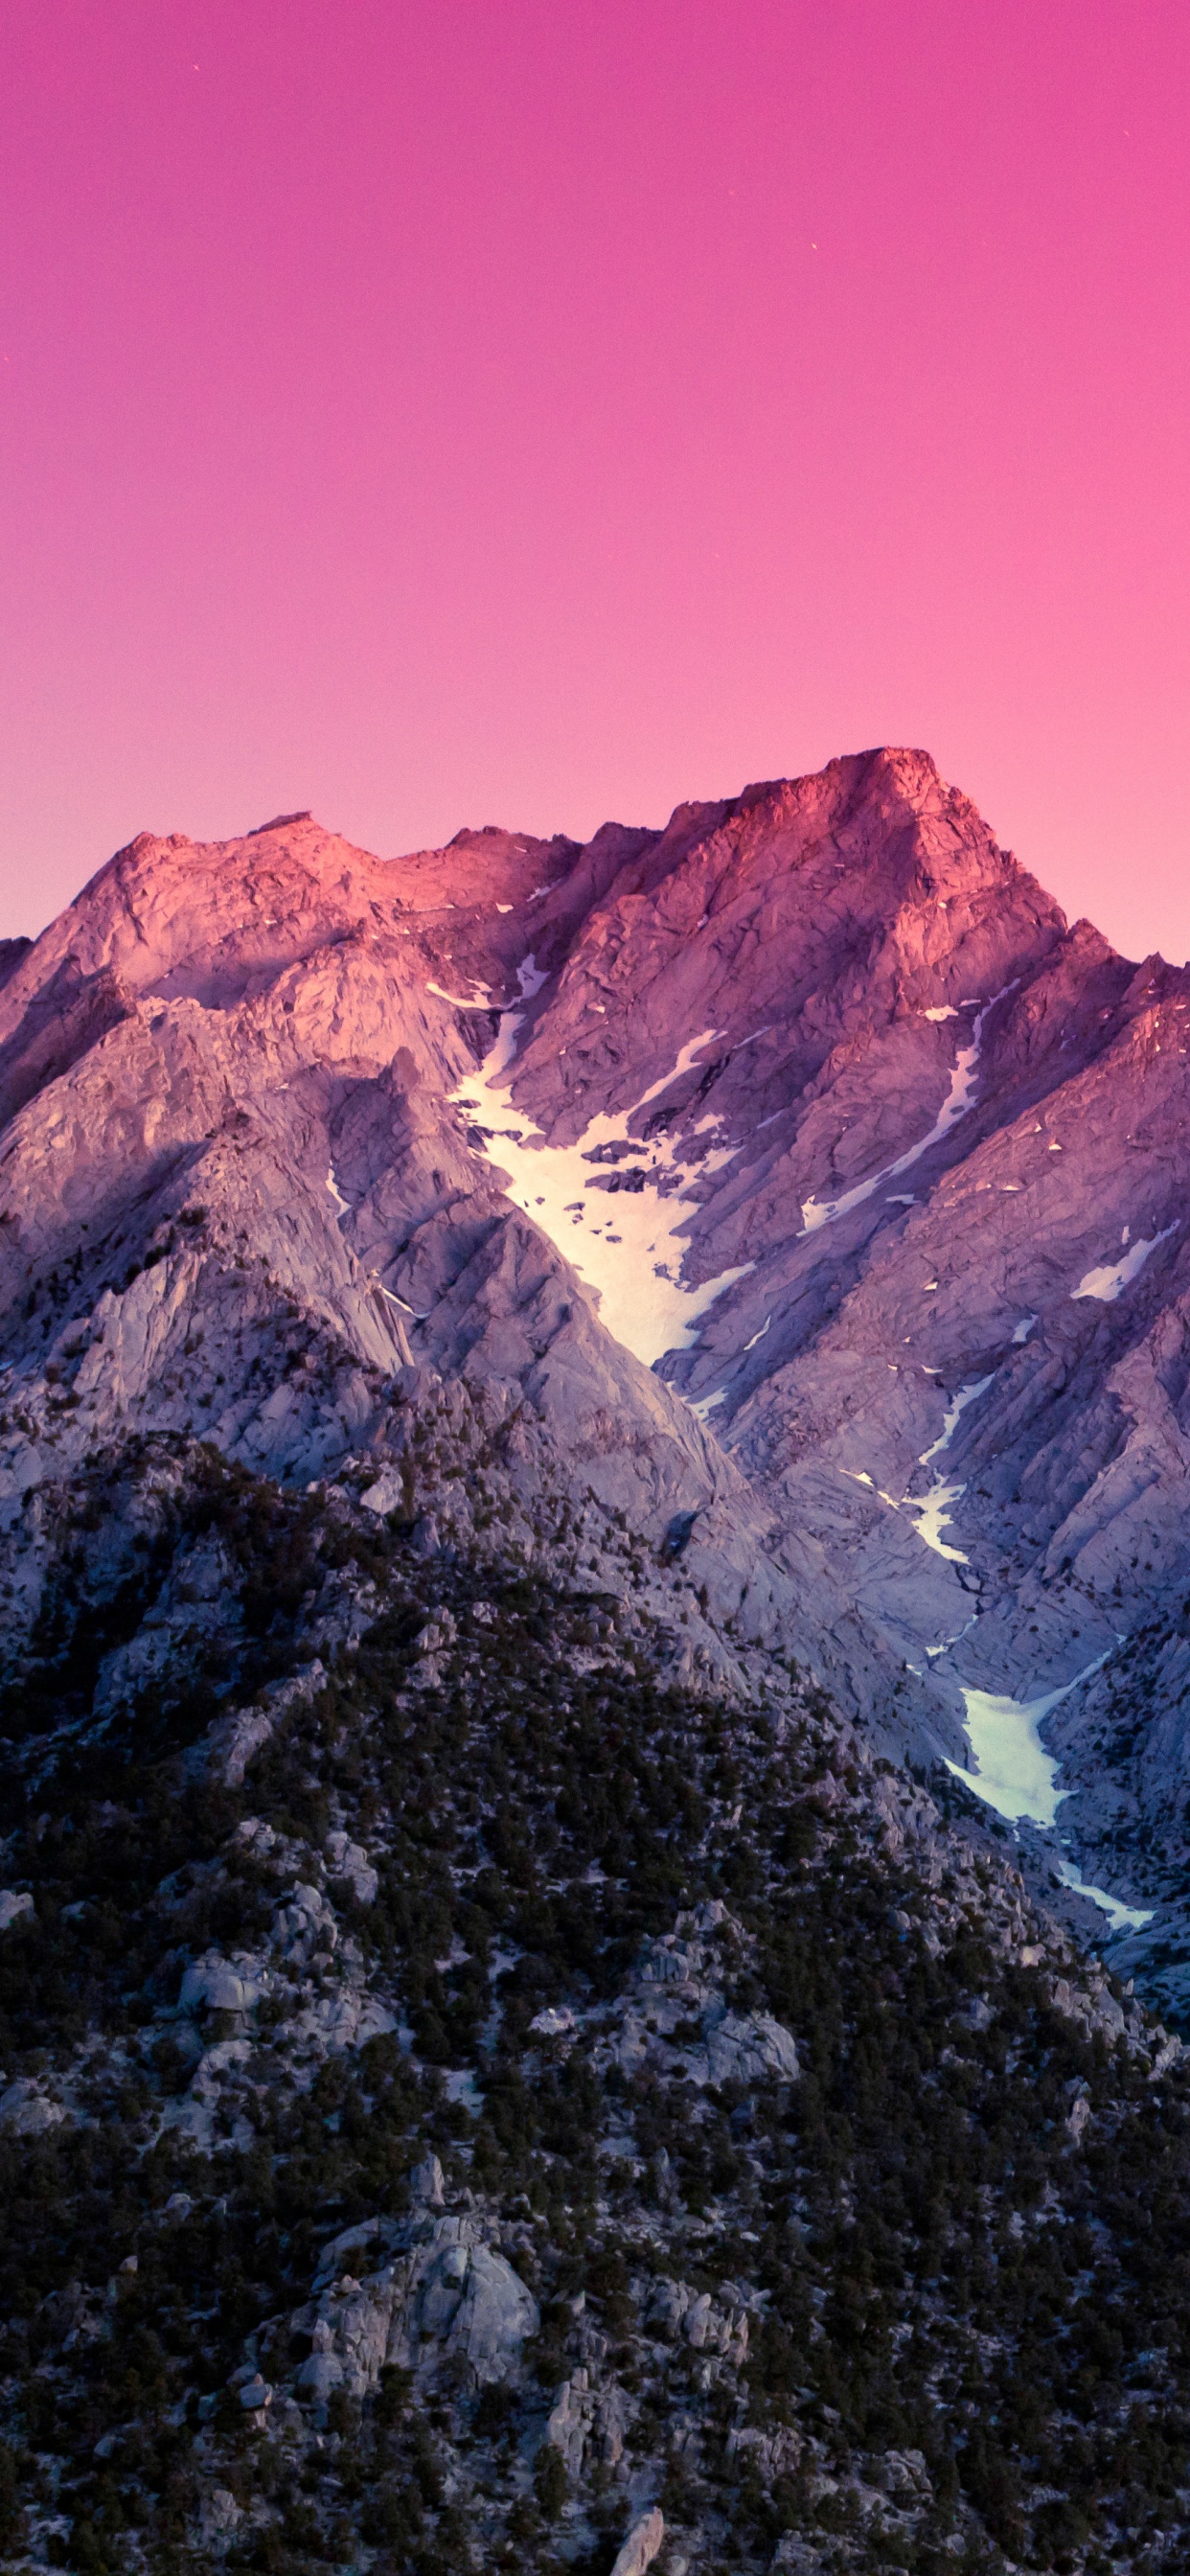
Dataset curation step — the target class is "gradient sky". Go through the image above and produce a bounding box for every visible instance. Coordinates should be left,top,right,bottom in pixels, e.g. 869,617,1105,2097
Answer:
1,0,1186,957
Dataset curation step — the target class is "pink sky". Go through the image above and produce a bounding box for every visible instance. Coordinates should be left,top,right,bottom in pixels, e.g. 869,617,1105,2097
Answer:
1,1,1186,956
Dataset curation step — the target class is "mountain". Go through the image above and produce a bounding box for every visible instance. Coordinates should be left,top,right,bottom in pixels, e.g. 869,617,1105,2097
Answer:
3,751,1190,2572
6,750,1189,1978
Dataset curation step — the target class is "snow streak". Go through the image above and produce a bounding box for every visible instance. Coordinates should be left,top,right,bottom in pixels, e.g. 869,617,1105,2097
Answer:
799,988,1015,1237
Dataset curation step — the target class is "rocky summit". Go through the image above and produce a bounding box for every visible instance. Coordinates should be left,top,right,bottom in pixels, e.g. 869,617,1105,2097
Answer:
3,750,1190,2574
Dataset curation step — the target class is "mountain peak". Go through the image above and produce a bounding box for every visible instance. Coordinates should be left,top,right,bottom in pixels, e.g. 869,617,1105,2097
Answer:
248,808,315,836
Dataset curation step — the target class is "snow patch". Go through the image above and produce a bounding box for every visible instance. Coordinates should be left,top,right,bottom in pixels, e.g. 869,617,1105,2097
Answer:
631,1029,725,1112
326,1166,350,1221
946,1652,1112,1827
378,1282,426,1320
1071,1225,1178,1303
1057,1860,1155,1935
904,1375,995,1562
799,988,1015,1237
907,1480,969,1561
426,979,494,1011
1012,1314,1038,1343
451,982,751,1367
920,1376,995,1467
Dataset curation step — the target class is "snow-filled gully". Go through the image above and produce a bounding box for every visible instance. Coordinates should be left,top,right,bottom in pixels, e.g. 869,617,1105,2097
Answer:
798,986,1015,1238
851,1376,1155,1932
943,1661,1154,1934
945,1658,1111,1830
905,1372,995,1561
843,1372,995,1564
446,965,752,1368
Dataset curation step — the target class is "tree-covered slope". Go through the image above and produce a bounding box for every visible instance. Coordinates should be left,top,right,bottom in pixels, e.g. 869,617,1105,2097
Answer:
0,1436,1187,2576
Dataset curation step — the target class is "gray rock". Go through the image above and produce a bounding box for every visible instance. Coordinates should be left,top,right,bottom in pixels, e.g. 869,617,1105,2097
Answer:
272,1883,336,1960
325,1829,378,1905
545,2362,634,2475
547,2370,594,2473
646,2278,749,2365
433,2242,538,2385
196,2489,242,2544
0,2079,65,2134
177,1953,264,2018
201,1662,327,1788
294,2219,538,2415
702,2006,800,2085
409,2151,446,2207
0,1891,34,1931
313,2218,402,2288
609,2509,665,2576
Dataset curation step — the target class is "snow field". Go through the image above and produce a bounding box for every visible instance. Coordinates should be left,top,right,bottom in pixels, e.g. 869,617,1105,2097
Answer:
1072,1223,1179,1303
1057,1860,1154,1936
447,975,752,1368
946,1652,1112,1828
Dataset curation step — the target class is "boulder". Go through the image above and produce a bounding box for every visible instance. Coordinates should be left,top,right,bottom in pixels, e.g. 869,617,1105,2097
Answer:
313,2219,402,2288
273,1882,337,1959
325,1829,378,1905
294,2220,538,2415
646,2277,749,2364
0,2079,65,2135
702,2006,799,2085
409,2151,446,2207
297,2315,350,2406
434,2242,539,2385
197,2489,242,2544
609,2509,665,2576
548,2369,634,2474
177,1952,264,2018
546,2370,593,2473
201,1662,327,1787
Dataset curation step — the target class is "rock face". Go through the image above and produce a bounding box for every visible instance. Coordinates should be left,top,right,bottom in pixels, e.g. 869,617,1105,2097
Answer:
605,1901,801,2087
4,751,1190,1991
609,2509,666,2576
292,2219,538,2413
